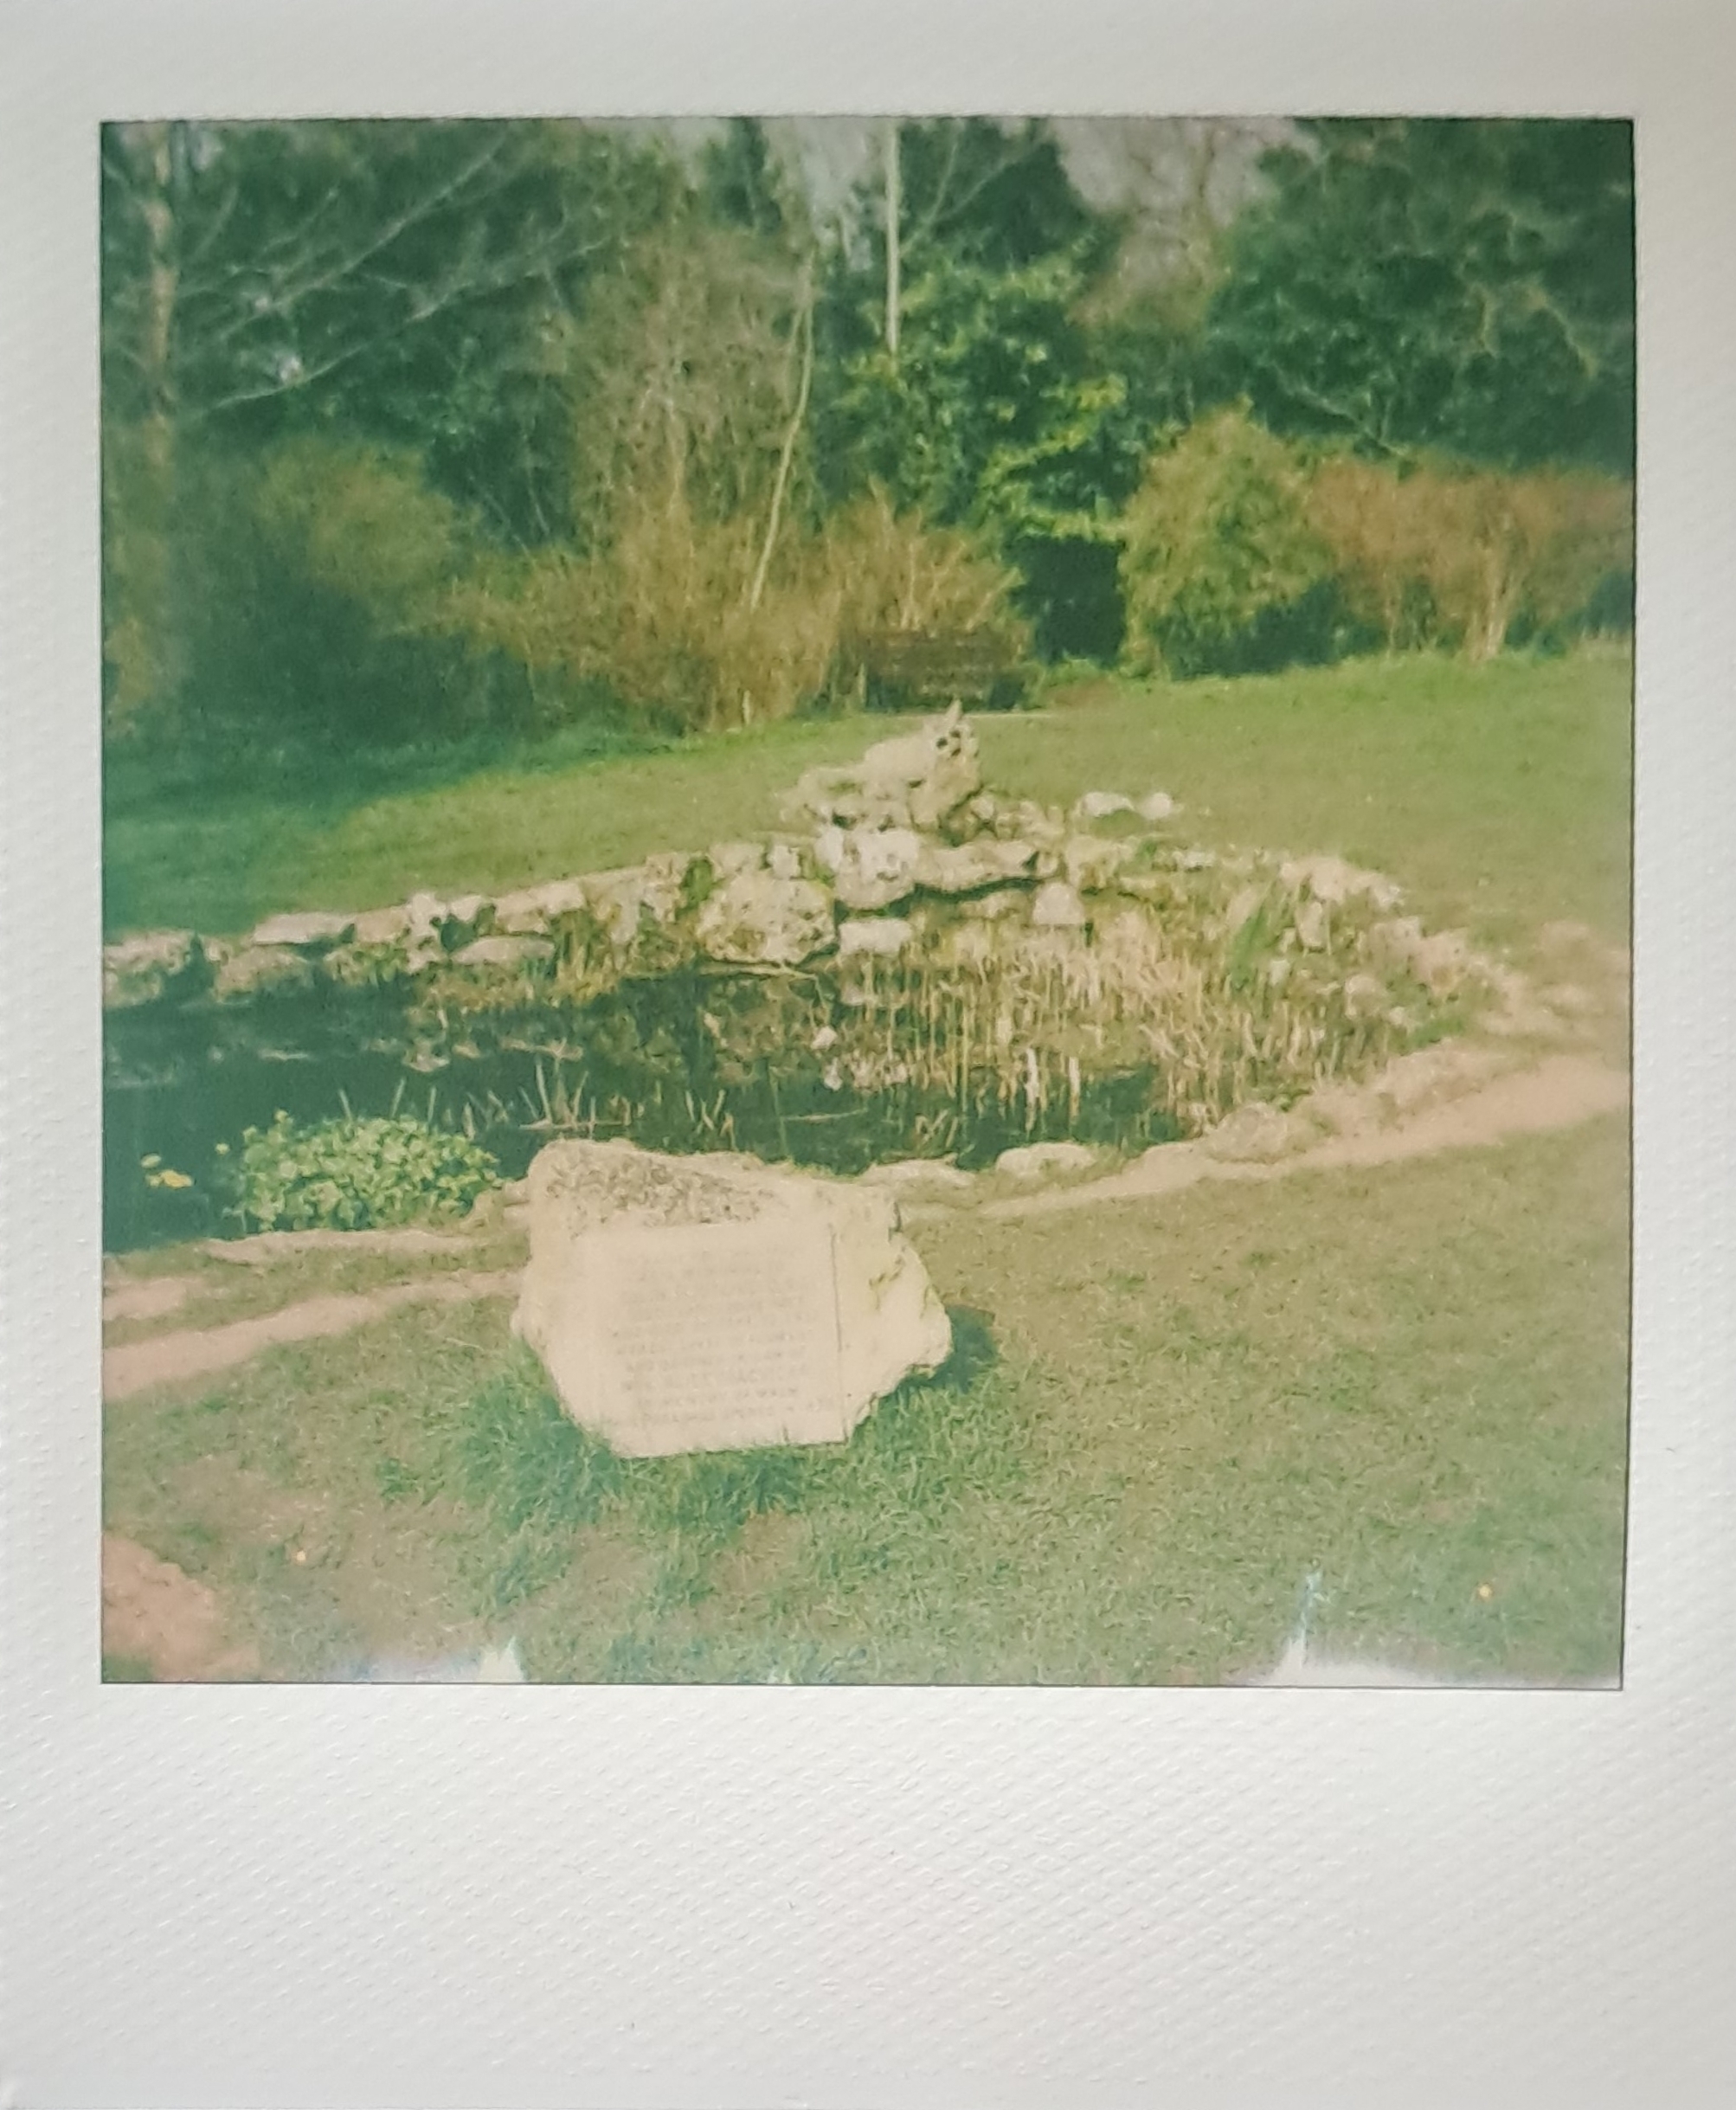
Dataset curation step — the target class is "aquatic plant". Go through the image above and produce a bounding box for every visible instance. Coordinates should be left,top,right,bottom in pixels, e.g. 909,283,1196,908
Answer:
230,1109,500,1232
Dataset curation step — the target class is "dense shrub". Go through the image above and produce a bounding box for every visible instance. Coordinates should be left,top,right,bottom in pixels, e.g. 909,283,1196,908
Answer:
108,435,539,752
232,1110,499,1232
1307,455,1633,659
1118,405,1331,677
1117,405,1633,679
445,488,1027,732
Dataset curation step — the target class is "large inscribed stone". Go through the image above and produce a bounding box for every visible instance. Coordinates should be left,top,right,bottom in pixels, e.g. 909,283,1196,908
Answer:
579,1219,845,1456
512,1138,953,1457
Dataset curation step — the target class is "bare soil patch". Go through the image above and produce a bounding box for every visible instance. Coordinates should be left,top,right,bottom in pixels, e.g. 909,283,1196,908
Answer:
101,1533,260,1680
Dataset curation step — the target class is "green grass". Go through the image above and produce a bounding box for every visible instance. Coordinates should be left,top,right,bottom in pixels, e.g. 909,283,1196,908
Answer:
100,641,1632,1683
991,647,1632,957
102,1117,1630,1685
104,645,1631,950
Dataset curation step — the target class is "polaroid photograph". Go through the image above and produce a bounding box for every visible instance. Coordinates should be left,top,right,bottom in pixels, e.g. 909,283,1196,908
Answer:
95,107,1633,1693
3,2,1733,2105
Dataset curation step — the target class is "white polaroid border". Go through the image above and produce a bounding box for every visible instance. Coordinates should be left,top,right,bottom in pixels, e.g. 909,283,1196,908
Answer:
3,3,1733,2104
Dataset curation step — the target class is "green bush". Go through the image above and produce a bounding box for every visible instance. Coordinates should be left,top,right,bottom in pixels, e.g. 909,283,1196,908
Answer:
233,1110,500,1232
1119,404,1332,678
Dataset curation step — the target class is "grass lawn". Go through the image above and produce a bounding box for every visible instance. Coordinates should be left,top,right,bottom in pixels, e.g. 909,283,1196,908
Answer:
100,642,1632,1683
105,646,1632,959
102,1116,1630,1684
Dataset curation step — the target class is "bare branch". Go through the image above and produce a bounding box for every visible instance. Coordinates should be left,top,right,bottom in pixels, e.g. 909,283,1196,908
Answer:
747,260,816,614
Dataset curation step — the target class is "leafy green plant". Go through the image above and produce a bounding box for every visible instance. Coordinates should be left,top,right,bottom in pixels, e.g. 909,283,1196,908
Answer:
232,1109,499,1232
1118,404,1332,678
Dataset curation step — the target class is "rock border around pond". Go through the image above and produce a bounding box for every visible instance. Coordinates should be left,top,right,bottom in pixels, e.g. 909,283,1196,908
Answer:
103,704,1527,1053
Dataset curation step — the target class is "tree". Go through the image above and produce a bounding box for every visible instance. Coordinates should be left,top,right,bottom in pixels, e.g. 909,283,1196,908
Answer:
826,250,1147,657
813,121,1143,656
100,119,677,731
101,119,676,542
1201,119,1635,474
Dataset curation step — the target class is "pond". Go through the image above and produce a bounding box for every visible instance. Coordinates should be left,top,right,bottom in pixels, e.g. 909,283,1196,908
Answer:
104,965,1182,1251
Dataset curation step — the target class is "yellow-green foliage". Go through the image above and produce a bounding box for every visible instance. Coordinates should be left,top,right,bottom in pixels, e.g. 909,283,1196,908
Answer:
1307,454,1632,659
251,438,470,622
1119,405,1633,676
446,488,1026,733
1118,404,1328,677
442,217,1029,731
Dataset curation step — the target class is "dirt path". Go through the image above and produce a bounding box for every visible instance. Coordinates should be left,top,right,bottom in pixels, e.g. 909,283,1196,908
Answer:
103,1269,522,1402
983,1051,1629,1221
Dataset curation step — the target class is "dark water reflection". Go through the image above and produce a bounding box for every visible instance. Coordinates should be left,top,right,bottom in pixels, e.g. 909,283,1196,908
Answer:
103,968,1178,1251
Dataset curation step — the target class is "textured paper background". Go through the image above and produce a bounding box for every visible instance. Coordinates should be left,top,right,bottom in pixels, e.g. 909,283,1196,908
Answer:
3,3,1732,2103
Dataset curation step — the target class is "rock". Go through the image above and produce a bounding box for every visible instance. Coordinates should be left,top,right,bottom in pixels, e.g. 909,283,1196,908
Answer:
451,935,556,969
1178,847,1218,872
912,838,1037,894
708,841,768,880
696,869,836,967
1366,917,1478,994
1412,930,1477,994
249,910,356,951
766,842,803,882
994,1141,1096,1179
858,1159,977,1193
838,917,916,959
1280,854,1402,911
1366,917,1424,975
350,904,412,945
640,852,695,922
447,892,492,931
1136,790,1177,823
1064,835,1132,892
211,944,318,1000
512,1139,952,1455
493,878,589,934
1031,879,1089,930
586,867,651,949
995,797,1068,851
959,888,1027,923
1341,971,1386,1020
102,930,205,1009
830,825,923,911
1074,790,1136,821
405,891,489,951
1200,1101,1315,1163
1294,898,1329,951
781,702,981,831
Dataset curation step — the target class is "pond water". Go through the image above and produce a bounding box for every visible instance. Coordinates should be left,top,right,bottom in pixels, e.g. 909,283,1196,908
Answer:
104,967,1180,1251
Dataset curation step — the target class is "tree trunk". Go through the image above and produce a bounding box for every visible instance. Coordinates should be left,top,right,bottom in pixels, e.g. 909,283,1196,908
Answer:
884,120,901,360
129,122,189,724
747,263,816,618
